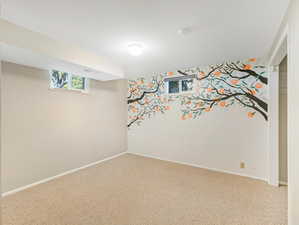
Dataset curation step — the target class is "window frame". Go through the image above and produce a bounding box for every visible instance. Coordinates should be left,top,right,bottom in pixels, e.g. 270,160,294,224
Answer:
69,75,88,92
164,75,195,95
167,80,181,94
181,78,194,94
49,70,89,93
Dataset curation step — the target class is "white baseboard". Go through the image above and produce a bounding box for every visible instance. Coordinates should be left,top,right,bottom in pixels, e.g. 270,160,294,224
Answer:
2,152,127,197
2,151,270,197
128,152,267,182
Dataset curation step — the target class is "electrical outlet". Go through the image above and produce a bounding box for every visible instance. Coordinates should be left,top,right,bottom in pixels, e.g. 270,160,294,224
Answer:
240,162,245,169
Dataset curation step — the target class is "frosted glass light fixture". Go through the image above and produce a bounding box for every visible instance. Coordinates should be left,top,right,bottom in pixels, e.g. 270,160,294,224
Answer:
127,43,144,56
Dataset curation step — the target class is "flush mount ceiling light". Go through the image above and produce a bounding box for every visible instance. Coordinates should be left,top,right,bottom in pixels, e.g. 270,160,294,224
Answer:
127,43,144,56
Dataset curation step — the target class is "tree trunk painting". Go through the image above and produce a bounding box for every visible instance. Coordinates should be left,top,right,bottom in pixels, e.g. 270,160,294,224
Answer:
127,58,268,128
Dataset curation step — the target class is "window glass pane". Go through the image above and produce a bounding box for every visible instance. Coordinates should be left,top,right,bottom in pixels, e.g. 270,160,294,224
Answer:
71,75,85,90
168,80,180,94
51,70,68,89
182,79,193,92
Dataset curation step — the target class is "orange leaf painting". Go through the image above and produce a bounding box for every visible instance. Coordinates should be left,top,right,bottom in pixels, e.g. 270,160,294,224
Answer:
243,64,252,70
214,71,221,77
199,71,205,78
167,72,174,76
249,58,257,62
255,83,263,89
231,79,239,85
130,88,137,93
196,102,203,108
250,90,257,95
218,88,225,94
205,107,211,112
148,83,154,88
247,112,255,118
219,101,226,107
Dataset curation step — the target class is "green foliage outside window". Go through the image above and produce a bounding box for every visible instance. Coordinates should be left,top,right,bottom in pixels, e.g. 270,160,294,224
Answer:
51,70,68,89
71,75,85,90
50,70,87,91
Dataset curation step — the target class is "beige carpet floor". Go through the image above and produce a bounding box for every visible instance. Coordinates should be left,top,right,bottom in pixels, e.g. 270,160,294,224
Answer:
2,153,287,225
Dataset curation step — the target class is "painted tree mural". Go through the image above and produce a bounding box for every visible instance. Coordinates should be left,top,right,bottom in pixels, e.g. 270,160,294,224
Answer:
178,59,268,121
127,75,171,127
128,58,268,128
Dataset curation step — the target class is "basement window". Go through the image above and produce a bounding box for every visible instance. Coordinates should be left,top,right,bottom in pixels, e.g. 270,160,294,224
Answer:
181,79,193,92
168,80,180,94
164,76,195,95
50,70,88,92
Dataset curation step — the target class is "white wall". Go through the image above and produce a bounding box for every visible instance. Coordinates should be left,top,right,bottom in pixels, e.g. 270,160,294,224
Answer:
129,102,268,180
128,62,269,181
1,62,127,193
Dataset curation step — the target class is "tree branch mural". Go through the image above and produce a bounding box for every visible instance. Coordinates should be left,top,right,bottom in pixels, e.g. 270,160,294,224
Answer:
128,58,268,128
127,75,170,127
178,59,267,121
128,80,161,104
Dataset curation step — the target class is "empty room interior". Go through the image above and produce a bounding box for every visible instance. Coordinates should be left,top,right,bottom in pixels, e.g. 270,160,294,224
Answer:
1,0,299,225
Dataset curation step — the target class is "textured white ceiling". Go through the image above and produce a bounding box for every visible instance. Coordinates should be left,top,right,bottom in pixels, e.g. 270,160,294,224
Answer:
2,0,289,78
